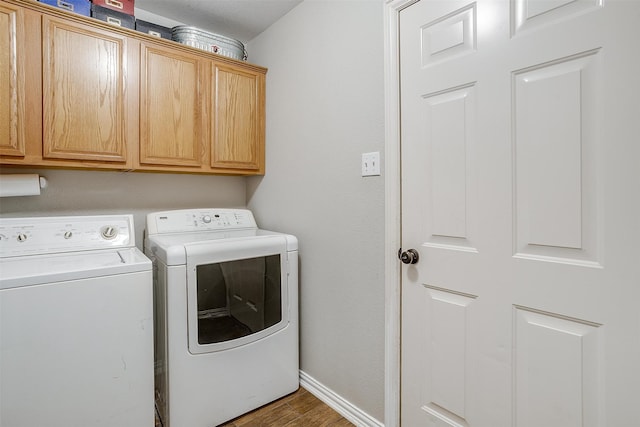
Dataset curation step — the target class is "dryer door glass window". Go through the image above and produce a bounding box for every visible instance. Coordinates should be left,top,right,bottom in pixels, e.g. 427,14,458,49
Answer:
195,254,282,345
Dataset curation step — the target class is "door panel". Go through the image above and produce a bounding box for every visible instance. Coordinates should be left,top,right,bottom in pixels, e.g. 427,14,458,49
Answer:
0,2,25,157
42,16,127,163
400,1,640,426
513,50,600,265
211,63,264,172
513,306,601,427
421,83,478,252
139,42,205,167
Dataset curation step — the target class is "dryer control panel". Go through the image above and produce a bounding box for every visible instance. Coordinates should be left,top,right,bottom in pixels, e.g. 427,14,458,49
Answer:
146,209,258,235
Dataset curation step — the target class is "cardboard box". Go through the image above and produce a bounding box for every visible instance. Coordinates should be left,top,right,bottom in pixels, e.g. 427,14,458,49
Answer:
39,0,91,16
91,4,135,29
90,0,134,16
135,20,172,40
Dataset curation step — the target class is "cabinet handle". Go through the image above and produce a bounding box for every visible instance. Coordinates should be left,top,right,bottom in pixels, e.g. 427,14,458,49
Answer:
106,17,122,27
106,0,124,9
57,0,74,11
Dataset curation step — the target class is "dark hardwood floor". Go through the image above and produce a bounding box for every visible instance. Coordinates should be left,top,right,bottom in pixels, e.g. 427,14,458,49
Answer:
155,387,354,427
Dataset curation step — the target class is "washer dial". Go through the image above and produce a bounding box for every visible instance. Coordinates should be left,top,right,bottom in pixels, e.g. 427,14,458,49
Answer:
100,226,118,240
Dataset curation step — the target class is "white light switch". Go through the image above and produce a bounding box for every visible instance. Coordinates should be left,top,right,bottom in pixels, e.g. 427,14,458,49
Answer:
362,152,381,177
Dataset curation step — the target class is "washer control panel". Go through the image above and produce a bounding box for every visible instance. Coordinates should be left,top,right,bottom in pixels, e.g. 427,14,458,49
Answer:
147,209,257,235
0,215,134,257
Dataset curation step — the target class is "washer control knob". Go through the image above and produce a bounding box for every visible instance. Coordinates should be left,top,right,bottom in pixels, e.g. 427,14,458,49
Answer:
64,231,73,239
101,226,118,240
17,233,28,243
202,215,212,224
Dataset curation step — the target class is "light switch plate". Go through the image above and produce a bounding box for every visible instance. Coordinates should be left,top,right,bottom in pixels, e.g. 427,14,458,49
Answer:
362,152,381,176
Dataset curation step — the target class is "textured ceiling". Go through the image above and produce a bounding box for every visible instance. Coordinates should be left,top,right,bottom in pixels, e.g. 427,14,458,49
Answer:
134,0,303,43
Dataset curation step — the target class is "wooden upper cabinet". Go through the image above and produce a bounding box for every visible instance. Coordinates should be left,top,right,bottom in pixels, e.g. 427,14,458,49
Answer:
139,41,206,168
0,2,25,157
42,15,129,163
1,0,267,175
211,62,265,173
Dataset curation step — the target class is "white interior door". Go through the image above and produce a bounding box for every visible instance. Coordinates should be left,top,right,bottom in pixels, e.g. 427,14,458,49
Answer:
399,1,640,426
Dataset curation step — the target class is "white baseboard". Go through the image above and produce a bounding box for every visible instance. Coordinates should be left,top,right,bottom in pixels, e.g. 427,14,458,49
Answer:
299,370,384,427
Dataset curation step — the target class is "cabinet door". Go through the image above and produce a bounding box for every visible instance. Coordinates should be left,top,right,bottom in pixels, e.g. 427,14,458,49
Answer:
0,1,25,157
211,62,265,173
42,16,128,163
139,42,205,167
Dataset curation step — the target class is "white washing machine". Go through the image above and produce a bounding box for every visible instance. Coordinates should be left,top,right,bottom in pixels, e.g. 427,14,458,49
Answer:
144,208,299,427
0,214,155,427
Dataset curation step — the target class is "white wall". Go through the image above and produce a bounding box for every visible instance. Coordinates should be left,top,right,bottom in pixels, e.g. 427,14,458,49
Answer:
0,167,246,247
246,0,386,422
1,0,387,420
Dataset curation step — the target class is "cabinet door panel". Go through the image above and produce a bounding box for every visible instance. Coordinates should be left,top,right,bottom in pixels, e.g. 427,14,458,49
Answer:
42,16,127,163
0,2,25,157
139,43,204,167
212,63,264,172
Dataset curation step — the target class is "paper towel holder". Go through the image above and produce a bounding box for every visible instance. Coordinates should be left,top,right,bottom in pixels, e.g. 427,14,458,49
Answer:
0,174,48,197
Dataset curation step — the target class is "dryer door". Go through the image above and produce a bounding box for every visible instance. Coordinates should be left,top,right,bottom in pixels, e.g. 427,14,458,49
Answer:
184,236,289,354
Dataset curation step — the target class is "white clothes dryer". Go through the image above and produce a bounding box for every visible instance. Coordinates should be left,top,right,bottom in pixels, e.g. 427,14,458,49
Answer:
0,214,154,427
144,208,299,427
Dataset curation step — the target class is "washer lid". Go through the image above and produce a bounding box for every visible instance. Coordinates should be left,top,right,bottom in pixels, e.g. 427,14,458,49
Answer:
0,248,151,290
